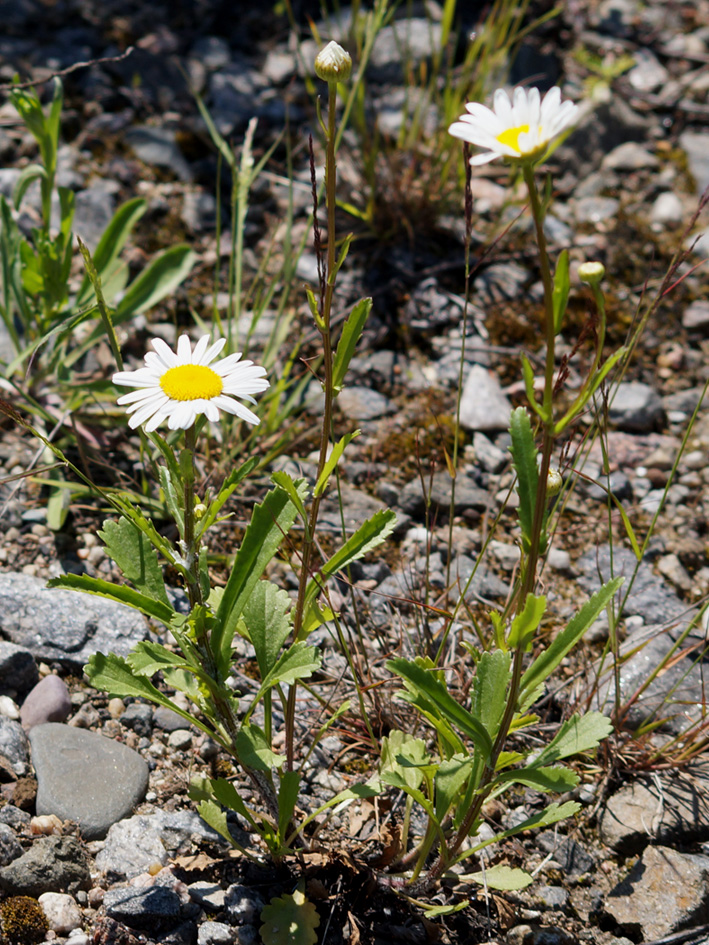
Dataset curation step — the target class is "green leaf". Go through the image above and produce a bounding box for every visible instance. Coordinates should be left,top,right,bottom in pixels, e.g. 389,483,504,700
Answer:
461,864,534,891
257,642,321,696
114,244,196,320
435,754,474,822
470,650,511,743
195,456,259,539
13,164,46,210
313,430,360,497
214,480,305,674
520,577,624,701
292,781,383,841
236,722,283,772
552,249,570,335
380,730,429,792
509,406,538,553
195,799,237,847
242,580,292,679
98,517,170,607
278,770,301,842
388,657,493,761
46,469,71,531
463,801,581,860
126,641,195,678
76,197,147,307
270,470,309,527
305,508,397,606
521,354,545,418
534,712,613,765
260,884,320,945
508,593,546,652
84,652,193,719
496,764,579,793
332,297,372,393
47,572,173,625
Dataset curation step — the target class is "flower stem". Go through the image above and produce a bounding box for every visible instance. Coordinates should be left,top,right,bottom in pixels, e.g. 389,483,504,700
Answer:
285,78,340,773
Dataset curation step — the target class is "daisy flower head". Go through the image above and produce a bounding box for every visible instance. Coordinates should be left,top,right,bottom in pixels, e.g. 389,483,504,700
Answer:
449,86,579,166
113,334,269,433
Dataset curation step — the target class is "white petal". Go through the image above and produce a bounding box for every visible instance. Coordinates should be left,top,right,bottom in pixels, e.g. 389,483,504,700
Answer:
191,335,211,363
113,368,159,388
177,334,193,362
150,337,179,369
217,398,261,426
201,338,227,365
117,388,165,406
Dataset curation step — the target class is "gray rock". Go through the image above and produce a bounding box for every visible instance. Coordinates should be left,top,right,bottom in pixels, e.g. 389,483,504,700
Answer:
224,885,265,925
662,385,708,417
125,126,192,181
683,300,709,333
602,142,659,171
608,382,665,432
451,554,509,601
0,823,22,866
190,36,231,72
95,811,226,882
154,705,190,733
0,641,39,696
368,19,442,82
398,471,489,517
207,63,270,136
473,432,508,474
459,365,512,432
680,131,709,194
603,845,709,940
627,49,669,92
576,545,684,625
104,886,182,929
20,675,72,729
0,572,149,669
38,891,83,935
198,921,233,945
0,805,30,829
536,831,594,882
651,192,684,227
337,386,395,421
584,471,633,502
0,718,29,775
29,723,149,840
474,262,530,306
403,277,464,334
599,766,709,853
0,835,91,896
575,196,619,224
73,186,116,252
536,886,569,910
120,703,154,738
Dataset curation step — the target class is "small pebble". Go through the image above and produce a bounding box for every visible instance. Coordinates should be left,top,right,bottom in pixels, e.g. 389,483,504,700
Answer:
38,892,83,934
168,730,193,751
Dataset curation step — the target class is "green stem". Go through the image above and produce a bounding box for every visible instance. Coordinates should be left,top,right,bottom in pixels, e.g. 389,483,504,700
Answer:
410,161,559,893
285,79,340,771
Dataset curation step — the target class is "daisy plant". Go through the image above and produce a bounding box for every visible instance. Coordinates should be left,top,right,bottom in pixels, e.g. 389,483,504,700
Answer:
378,86,627,901
44,43,395,863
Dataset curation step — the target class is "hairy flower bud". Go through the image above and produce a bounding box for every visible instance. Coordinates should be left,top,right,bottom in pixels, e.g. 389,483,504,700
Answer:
578,261,605,285
314,41,352,82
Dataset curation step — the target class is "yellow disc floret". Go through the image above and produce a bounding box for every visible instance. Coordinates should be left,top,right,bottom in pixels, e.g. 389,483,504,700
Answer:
160,364,223,401
496,124,529,152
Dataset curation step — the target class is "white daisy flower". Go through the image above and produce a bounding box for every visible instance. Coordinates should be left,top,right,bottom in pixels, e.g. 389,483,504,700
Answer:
113,334,269,432
449,86,579,166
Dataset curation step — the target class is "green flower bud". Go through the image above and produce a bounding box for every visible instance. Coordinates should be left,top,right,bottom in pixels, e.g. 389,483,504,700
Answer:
547,468,563,497
578,261,605,285
314,41,352,83
194,501,208,521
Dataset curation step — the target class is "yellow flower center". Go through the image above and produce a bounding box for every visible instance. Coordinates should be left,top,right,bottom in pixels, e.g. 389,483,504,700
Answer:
160,364,223,401
496,123,530,152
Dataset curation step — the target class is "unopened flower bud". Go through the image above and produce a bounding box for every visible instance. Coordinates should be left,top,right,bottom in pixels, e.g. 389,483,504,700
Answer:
314,41,352,83
547,468,563,497
578,261,605,285
194,502,208,521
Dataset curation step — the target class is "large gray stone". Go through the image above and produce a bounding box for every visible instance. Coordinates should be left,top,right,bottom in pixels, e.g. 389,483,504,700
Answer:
29,724,149,840
608,382,665,432
0,572,148,669
599,766,709,854
0,835,91,896
459,365,512,432
104,886,182,930
603,845,709,940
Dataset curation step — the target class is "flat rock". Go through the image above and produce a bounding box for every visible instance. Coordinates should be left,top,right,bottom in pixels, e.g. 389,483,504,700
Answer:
599,765,709,853
459,365,512,432
683,300,709,333
608,382,665,432
603,845,709,940
336,386,395,421
104,886,182,930
0,572,149,669
0,835,91,896
29,724,149,840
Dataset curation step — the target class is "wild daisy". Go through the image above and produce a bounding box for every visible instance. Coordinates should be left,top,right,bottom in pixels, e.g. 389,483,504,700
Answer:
113,334,269,432
449,86,579,166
